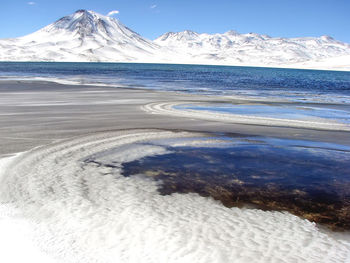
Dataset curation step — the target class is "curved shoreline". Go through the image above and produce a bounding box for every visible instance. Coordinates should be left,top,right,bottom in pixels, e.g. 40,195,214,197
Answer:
1,129,349,262
142,101,350,131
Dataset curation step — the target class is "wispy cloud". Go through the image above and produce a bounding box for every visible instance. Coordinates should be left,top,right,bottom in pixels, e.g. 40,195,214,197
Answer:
27,1,36,5
150,4,157,9
107,10,120,16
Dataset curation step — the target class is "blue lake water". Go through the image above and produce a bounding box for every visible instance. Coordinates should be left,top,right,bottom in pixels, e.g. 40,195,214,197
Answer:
1,62,350,103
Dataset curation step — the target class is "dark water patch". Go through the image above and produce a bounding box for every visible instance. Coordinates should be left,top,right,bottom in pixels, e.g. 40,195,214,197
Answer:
122,138,350,230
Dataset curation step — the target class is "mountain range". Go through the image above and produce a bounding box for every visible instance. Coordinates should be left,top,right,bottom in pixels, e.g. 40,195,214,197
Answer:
1,10,349,70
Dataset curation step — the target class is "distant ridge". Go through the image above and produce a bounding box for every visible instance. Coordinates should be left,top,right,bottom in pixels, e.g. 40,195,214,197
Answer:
155,30,350,68
0,9,350,71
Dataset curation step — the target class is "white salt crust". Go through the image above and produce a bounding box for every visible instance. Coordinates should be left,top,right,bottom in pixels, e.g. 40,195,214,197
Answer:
0,130,349,263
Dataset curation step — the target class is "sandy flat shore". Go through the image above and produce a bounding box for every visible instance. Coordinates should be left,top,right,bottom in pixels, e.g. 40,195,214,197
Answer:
1,80,349,157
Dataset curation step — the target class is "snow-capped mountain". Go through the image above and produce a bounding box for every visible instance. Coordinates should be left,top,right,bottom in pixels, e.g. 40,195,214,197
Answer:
0,10,160,62
0,9,349,70
155,30,350,67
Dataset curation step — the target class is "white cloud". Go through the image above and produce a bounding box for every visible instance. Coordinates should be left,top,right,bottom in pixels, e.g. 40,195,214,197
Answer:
150,4,157,9
27,1,36,5
107,10,120,16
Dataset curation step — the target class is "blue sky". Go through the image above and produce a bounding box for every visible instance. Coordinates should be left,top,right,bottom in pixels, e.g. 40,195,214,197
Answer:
1,0,349,42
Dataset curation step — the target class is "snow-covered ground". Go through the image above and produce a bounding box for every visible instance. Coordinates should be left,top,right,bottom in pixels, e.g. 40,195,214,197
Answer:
288,54,350,71
0,10,349,71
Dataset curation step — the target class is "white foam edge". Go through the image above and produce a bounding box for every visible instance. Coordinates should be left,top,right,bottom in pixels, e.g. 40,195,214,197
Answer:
0,76,126,88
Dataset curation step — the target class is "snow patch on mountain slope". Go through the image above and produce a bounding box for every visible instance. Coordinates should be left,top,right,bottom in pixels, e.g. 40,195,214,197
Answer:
288,54,350,71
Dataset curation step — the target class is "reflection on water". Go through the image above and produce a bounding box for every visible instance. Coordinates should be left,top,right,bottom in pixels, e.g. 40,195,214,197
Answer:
122,136,350,230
